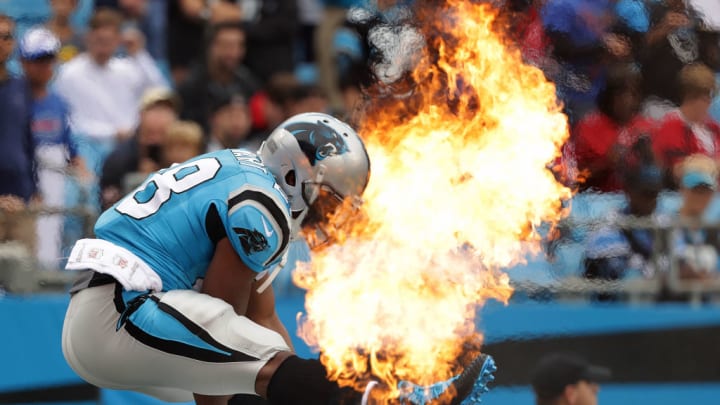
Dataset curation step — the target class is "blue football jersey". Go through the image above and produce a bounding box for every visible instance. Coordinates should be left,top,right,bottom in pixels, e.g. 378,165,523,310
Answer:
95,149,292,291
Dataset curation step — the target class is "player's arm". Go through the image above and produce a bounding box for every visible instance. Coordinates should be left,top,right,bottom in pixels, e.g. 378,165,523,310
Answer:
247,277,295,351
202,237,255,318
196,238,257,405
213,182,295,339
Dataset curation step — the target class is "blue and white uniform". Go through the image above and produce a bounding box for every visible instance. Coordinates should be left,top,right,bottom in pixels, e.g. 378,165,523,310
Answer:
32,91,77,269
62,149,293,401
96,149,291,289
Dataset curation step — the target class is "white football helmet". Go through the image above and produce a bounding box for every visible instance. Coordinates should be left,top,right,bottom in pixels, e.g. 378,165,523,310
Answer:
257,112,371,235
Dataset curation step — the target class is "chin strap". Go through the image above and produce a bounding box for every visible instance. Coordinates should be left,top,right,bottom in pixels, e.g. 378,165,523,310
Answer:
255,250,289,293
361,381,380,405
304,164,328,205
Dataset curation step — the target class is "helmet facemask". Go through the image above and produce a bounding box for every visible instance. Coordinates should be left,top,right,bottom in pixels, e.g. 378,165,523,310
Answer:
258,112,371,242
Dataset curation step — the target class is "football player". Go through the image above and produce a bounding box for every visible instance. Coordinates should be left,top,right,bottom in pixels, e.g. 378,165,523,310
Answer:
62,112,494,404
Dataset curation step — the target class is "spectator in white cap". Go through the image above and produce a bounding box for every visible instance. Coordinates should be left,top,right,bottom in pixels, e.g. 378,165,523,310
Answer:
672,154,720,281
20,26,90,270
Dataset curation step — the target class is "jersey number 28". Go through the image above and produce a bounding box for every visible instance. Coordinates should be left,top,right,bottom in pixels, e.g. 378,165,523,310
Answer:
116,158,221,220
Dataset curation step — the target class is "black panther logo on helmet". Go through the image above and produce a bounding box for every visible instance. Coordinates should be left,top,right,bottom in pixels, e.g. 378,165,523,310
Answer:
286,120,349,165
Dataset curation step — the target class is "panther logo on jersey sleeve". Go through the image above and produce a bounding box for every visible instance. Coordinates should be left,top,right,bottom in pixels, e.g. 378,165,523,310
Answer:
286,121,349,165
226,181,292,272
233,227,270,255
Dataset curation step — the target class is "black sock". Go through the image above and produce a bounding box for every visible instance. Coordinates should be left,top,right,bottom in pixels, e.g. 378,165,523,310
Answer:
266,355,362,405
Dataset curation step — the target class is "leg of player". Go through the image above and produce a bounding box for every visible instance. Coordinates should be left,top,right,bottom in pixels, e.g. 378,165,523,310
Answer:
250,350,496,405
63,276,495,405
254,351,295,398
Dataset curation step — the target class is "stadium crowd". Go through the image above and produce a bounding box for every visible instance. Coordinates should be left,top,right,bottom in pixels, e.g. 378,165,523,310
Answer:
1,0,720,300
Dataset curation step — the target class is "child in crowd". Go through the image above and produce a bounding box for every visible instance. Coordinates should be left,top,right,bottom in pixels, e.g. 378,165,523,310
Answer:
46,0,84,63
652,63,720,188
162,120,205,167
673,154,720,280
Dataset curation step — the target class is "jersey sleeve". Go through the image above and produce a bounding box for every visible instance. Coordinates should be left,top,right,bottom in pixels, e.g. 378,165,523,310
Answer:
225,183,293,273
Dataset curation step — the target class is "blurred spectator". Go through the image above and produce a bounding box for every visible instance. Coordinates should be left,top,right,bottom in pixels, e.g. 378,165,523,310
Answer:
206,92,255,152
572,64,655,192
167,0,242,85
639,0,720,119
95,0,144,12
696,26,720,119
96,0,168,61
0,14,38,253
100,87,178,210
178,21,260,132
287,83,329,116
0,14,36,203
615,0,651,34
248,73,296,137
541,0,631,125
142,0,169,62
20,27,90,270
712,79,720,123
241,0,298,83
46,0,85,63
506,0,551,67
531,353,610,405
338,61,366,122
315,0,362,113
249,73,330,136
672,154,719,280
297,0,323,63
162,120,204,167
652,63,720,187
697,27,720,72
584,152,665,286
54,8,167,176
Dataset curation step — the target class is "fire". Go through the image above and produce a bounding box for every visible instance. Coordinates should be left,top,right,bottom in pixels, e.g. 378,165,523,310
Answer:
294,0,570,401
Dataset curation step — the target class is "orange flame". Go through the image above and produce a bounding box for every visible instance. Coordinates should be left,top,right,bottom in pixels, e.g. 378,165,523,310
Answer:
294,1,570,401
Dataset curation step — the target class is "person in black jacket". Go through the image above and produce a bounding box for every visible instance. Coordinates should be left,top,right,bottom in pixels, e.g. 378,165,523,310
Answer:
178,21,261,134
100,89,178,210
0,14,38,254
242,0,299,83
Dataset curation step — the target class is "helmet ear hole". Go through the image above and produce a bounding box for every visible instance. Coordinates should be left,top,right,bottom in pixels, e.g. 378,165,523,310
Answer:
285,170,297,187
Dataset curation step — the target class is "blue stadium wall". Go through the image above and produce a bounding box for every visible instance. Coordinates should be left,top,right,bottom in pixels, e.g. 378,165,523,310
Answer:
2,294,720,405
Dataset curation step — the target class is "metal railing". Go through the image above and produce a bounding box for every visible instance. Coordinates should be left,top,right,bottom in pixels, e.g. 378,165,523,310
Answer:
4,203,720,303
528,215,720,304
0,204,97,294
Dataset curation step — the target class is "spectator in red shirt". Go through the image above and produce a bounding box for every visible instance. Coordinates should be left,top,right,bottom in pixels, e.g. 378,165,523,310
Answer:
652,63,720,188
506,0,550,68
572,64,656,192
